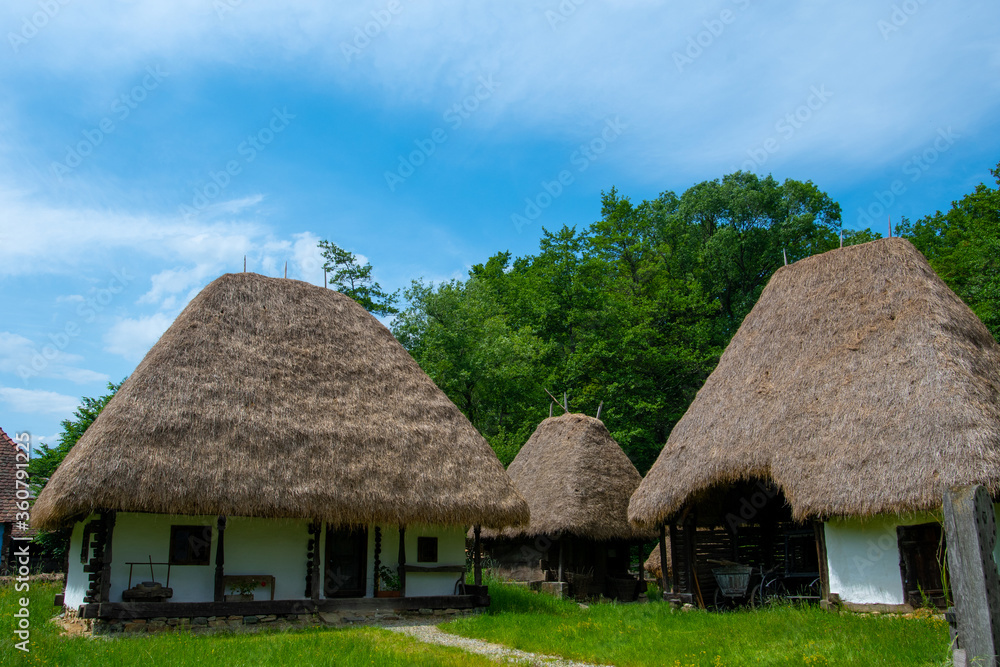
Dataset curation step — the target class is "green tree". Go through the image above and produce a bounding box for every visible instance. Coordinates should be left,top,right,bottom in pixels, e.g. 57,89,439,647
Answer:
318,240,399,316
896,160,1000,340
28,380,123,565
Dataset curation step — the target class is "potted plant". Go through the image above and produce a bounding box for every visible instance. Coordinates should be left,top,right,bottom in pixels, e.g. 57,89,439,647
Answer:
225,579,259,602
376,565,402,597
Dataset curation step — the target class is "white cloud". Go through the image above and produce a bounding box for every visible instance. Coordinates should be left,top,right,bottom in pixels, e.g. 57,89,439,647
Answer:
0,386,79,416
0,331,109,385
103,313,174,362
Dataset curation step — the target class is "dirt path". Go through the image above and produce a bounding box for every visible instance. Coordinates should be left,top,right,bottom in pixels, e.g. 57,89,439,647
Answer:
385,621,614,667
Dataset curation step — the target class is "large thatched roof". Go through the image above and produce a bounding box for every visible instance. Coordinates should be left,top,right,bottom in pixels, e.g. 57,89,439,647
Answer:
32,273,528,531
630,238,1000,526
482,413,654,541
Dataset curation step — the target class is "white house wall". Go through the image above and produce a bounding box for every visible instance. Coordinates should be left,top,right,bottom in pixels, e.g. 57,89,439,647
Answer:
824,511,941,606
64,513,470,607
64,515,93,608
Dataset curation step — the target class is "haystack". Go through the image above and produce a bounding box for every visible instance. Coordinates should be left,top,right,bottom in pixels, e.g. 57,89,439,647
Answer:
33,273,528,531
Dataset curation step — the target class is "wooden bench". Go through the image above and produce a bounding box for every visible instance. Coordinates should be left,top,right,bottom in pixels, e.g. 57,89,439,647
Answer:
223,574,275,600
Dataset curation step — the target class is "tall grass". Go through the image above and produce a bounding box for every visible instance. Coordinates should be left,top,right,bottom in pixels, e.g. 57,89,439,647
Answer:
445,579,952,666
0,582,497,666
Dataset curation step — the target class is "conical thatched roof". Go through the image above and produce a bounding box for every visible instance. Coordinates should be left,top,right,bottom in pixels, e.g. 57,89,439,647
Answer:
32,273,528,531
644,542,671,580
482,413,654,541
630,238,1000,527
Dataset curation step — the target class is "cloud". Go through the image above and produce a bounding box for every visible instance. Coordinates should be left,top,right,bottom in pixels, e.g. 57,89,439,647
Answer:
103,312,174,362
0,331,110,385
0,386,80,416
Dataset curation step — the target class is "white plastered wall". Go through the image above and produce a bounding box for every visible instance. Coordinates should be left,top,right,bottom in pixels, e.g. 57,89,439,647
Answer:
824,510,943,605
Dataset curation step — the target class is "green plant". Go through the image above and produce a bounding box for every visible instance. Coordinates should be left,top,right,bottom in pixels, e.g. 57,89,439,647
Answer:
229,580,260,597
378,564,401,591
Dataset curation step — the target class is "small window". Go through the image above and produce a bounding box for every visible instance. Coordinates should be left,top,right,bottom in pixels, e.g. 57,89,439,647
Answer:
169,525,212,566
416,537,438,563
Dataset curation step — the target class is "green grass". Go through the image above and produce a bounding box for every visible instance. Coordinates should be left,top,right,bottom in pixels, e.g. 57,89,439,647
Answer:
0,582,499,666
442,580,953,666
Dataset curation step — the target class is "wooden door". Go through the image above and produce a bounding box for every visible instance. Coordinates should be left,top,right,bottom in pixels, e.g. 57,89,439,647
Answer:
897,523,946,607
325,526,368,598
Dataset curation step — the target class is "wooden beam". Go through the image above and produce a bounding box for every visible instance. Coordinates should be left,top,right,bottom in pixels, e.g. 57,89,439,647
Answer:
398,526,406,596
473,525,482,587
99,511,117,604
658,524,669,598
373,526,382,593
813,521,830,603
214,516,226,603
402,565,466,573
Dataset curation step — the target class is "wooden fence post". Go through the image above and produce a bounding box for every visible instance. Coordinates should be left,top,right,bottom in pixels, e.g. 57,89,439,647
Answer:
943,485,1000,666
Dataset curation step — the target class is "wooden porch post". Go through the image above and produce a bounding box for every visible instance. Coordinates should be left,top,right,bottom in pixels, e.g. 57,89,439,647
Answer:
558,536,565,583
214,516,226,603
813,521,830,603
99,510,117,604
473,525,482,587
373,526,382,593
398,526,406,596
669,522,680,594
658,523,669,598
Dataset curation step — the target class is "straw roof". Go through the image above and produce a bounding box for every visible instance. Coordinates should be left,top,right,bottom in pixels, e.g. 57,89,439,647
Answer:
482,413,654,541
32,273,528,531
644,542,671,580
630,238,1000,526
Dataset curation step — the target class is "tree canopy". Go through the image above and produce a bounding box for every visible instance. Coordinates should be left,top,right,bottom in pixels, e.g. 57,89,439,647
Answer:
393,172,877,472
318,239,399,316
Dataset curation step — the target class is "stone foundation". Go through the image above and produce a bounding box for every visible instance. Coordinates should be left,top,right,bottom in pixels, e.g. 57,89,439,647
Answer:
87,607,478,635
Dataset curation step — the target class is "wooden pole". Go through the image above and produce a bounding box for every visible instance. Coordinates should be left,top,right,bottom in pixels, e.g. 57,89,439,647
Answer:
473,525,482,587
373,526,382,593
99,511,116,604
783,248,788,266
943,485,1000,666
658,524,669,599
888,215,893,238
596,401,603,420
544,388,567,413
398,526,407,596
324,268,327,288
563,391,568,412
214,516,226,603
284,261,287,279
243,256,246,272
558,536,565,583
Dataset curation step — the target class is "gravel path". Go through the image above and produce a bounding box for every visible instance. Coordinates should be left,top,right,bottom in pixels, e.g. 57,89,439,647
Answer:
385,621,614,667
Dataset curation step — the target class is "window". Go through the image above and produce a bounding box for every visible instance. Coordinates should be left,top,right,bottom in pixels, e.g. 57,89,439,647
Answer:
169,525,212,566
897,523,946,607
416,536,438,563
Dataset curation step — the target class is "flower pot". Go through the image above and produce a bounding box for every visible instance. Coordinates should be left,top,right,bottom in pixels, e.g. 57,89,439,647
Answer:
375,590,401,598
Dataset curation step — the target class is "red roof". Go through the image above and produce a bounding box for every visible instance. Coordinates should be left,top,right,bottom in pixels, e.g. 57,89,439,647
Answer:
0,428,26,523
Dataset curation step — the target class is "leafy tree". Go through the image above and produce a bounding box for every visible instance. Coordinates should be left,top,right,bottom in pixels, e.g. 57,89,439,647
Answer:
896,160,1000,340
318,240,399,316
28,380,123,566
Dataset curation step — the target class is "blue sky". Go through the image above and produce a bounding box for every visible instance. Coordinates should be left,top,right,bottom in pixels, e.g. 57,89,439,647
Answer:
2,0,999,448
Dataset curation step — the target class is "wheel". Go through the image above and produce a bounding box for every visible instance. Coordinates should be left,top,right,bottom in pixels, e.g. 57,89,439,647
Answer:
714,587,736,610
751,579,786,608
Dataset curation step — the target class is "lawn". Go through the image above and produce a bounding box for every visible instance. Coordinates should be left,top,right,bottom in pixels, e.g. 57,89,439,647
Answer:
441,580,953,667
0,582,500,667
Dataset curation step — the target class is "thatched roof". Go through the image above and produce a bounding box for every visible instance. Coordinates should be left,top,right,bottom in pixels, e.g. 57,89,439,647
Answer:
630,238,1000,526
644,542,671,580
482,413,654,541
32,273,528,531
